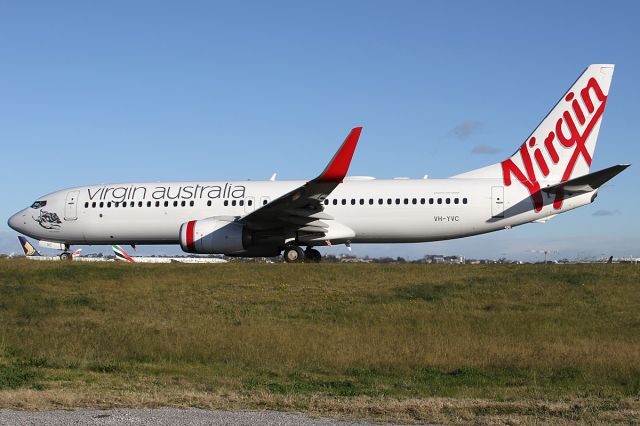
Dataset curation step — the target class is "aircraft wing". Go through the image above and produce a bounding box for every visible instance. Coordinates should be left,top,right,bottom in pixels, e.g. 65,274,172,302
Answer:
239,127,362,232
541,164,630,194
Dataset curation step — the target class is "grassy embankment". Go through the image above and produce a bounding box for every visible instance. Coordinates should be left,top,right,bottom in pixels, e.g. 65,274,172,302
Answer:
0,259,638,424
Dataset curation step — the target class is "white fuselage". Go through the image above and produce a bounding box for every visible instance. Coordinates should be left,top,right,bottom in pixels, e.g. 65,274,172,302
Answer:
8,177,595,250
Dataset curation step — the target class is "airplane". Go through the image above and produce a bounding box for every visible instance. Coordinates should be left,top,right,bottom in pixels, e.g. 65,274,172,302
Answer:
605,255,639,264
111,244,227,263
17,236,82,261
7,64,629,262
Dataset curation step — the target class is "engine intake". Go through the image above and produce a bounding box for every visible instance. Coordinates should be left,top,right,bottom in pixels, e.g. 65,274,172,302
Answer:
180,218,248,254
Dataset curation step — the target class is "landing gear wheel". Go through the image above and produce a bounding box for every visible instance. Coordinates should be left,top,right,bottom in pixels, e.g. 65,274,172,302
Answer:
283,245,305,263
305,248,322,263
60,252,72,261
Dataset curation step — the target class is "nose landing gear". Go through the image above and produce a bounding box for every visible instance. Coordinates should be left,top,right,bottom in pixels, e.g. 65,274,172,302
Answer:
59,252,73,261
59,243,72,261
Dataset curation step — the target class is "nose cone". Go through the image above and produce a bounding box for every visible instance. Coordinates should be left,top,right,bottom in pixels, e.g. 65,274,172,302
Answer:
8,211,24,233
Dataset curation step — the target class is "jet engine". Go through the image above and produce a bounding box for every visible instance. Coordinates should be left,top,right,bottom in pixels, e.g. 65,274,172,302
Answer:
179,218,249,254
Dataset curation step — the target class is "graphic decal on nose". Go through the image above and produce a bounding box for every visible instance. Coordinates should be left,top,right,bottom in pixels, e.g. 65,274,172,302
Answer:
33,210,62,229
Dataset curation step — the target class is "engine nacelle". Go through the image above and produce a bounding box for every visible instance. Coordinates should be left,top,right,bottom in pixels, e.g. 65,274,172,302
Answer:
180,218,248,254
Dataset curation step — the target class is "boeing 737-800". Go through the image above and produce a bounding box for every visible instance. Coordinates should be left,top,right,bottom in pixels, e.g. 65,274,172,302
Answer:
8,64,628,262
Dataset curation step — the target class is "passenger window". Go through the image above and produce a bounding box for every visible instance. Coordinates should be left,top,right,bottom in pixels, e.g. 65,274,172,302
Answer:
115,202,120,207
207,200,212,207
263,199,268,205
454,198,459,204
107,202,112,208
342,199,346,205
412,198,417,205
351,199,356,205
84,202,89,208
99,202,104,208
378,199,383,205
232,200,236,206
324,199,329,205
446,198,450,204
395,198,400,205
130,201,134,207
173,201,178,207
92,202,96,208
147,201,151,207
437,198,442,204
463,197,468,204
224,200,229,206
387,198,392,205
239,200,244,206
420,198,425,204
155,201,160,207
404,199,408,205
359,199,364,205
138,201,142,207
369,199,374,205
333,199,338,205
429,198,434,204
181,200,186,207
190,200,195,207
122,202,127,208
164,201,168,207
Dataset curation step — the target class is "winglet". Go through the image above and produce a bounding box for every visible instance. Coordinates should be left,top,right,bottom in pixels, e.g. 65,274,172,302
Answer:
315,127,362,183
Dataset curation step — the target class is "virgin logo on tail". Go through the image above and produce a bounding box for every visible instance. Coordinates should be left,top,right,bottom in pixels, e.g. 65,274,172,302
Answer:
501,77,607,211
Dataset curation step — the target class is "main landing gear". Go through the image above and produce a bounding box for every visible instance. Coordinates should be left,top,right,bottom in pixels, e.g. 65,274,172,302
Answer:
283,245,322,263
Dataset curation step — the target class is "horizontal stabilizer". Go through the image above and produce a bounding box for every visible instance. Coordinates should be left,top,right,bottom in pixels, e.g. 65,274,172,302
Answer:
542,164,630,194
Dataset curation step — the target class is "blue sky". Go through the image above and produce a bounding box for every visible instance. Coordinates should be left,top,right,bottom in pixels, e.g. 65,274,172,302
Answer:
1,1,638,260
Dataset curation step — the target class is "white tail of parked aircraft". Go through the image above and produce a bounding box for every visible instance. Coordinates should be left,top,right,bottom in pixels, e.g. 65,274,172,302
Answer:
8,65,628,262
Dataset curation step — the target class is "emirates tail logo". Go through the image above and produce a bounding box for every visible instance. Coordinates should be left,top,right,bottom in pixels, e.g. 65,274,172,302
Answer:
501,77,607,212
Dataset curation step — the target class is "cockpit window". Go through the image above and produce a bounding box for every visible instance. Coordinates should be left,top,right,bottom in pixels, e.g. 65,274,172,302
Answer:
30,200,47,209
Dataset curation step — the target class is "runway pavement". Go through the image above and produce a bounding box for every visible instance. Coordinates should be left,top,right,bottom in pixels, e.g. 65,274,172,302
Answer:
0,408,410,425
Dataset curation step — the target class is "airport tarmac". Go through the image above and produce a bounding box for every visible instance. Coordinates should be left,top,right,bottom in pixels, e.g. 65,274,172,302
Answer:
0,408,409,426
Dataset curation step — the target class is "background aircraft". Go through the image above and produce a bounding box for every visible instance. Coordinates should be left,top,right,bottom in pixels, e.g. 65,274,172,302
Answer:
112,244,227,263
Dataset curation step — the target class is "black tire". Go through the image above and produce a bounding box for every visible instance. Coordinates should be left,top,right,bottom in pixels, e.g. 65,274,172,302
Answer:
305,248,322,263
59,252,72,261
283,245,305,263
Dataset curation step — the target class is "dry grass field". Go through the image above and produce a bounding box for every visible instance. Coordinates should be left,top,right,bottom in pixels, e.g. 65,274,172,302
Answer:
0,259,639,424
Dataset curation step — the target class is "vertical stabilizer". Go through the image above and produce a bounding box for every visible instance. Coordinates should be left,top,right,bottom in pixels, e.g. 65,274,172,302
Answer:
18,236,41,257
112,245,135,262
453,64,615,211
